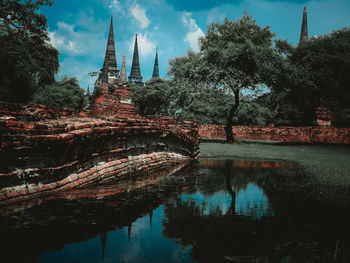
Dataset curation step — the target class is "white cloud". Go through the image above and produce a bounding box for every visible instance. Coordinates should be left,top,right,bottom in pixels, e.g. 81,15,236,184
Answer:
48,22,82,55
130,4,150,28
207,7,226,24
182,12,204,51
47,15,107,89
108,0,125,15
48,19,106,58
129,33,155,57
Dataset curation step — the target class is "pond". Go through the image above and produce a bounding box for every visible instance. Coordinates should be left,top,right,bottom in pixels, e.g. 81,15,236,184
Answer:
0,159,349,263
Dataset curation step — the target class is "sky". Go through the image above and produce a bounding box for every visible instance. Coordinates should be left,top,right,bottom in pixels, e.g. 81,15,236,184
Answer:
40,0,350,91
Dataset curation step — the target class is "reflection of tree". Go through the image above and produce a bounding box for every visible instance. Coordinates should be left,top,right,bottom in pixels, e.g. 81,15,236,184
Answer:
224,160,236,216
196,159,279,196
163,159,350,262
163,194,350,263
163,198,275,262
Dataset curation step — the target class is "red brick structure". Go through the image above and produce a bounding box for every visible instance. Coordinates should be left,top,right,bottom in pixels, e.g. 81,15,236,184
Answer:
199,124,350,144
315,106,332,126
89,83,137,117
0,102,199,204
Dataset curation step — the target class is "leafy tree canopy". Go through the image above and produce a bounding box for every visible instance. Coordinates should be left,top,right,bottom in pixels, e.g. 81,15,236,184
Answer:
169,12,281,141
0,0,59,102
30,76,85,111
131,78,173,116
294,28,350,126
266,28,350,127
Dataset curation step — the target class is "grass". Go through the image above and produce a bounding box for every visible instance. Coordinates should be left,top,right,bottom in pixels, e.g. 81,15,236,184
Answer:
200,142,350,187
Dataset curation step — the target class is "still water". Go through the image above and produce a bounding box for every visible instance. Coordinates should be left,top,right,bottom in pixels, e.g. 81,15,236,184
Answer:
0,159,349,263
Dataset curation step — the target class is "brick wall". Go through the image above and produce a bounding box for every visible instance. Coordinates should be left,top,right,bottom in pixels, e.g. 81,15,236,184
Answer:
0,103,199,204
199,124,350,144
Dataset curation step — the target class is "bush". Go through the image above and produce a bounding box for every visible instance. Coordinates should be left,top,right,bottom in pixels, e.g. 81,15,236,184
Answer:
30,76,85,111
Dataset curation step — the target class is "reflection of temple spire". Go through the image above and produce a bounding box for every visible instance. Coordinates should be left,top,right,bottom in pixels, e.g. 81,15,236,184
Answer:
101,231,107,258
299,6,308,44
149,210,153,228
128,222,132,241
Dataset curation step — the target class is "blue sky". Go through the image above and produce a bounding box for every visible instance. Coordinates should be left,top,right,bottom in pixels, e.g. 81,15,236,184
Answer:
40,0,350,91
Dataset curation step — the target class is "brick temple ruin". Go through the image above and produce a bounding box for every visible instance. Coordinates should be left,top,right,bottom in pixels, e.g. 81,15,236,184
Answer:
0,17,200,204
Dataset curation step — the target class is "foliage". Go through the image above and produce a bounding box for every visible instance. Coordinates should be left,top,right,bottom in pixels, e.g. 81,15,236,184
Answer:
169,12,281,141
0,0,59,102
131,78,173,116
293,28,350,127
265,28,350,127
177,88,233,125
31,76,85,111
235,100,272,126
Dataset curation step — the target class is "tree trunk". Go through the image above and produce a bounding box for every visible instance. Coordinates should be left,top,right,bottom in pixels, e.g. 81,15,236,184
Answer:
268,104,280,127
224,89,240,143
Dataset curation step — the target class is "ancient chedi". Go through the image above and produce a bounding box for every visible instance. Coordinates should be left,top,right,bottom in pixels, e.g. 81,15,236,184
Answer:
120,55,127,84
152,47,160,78
95,16,120,87
91,17,135,117
299,6,308,44
128,34,143,85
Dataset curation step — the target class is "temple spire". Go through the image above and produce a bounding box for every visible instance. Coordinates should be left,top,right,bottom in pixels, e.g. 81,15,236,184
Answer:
101,16,119,83
152,47,159,79
120,56,127,84
299,6,308,44
128,34,143,85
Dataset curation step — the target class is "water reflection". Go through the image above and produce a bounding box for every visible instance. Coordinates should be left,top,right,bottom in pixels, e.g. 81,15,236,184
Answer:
180,183,272,219
181,160,275,219
0,159,349,263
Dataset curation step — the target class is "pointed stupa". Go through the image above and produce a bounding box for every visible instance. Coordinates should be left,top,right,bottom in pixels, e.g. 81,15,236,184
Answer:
128,34,143,85
120,56,127,84
86,84,90,96
152,47,159,79
299,6,308,44
101,16,119,83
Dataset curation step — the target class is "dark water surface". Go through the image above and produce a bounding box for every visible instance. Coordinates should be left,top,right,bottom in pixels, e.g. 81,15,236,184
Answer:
1,159,349,263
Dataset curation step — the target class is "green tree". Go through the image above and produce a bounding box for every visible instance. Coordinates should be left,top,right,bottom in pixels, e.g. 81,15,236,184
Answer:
266,29,350,127
201,13,280,141
31,76,85,111
169,12,280,141
255,39,317,127
292,28,350,127
177,88,233,125
0,0,59,102
235,100,272,126
131,78,173,116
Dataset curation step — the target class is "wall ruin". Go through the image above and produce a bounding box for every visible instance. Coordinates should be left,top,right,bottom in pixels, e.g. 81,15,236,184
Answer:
199,124,350,144
0,101,199,204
